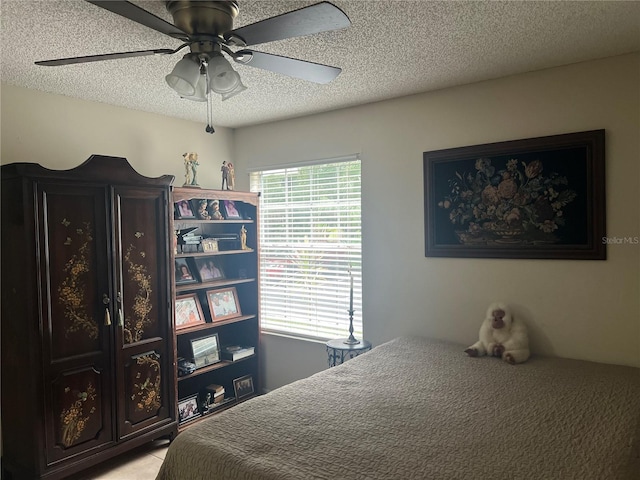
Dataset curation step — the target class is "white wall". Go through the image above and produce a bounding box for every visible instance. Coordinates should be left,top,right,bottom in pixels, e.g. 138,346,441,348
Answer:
2,54,639,394
1,84,235,187
235,53,640,390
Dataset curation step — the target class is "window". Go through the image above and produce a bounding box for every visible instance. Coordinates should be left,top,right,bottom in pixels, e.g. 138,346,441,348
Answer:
250,156,361,340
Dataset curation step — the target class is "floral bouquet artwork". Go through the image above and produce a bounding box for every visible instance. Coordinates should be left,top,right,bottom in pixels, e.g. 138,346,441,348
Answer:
438,157,577,245
424,130,605,260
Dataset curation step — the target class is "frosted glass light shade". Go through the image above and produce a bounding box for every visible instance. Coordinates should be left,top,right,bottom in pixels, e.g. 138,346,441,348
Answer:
221,80,247,101
209,55,243,95
181,73,208,102
166,56,201,97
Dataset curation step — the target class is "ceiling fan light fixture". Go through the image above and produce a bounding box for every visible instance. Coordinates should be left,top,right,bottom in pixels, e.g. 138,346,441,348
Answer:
37,1,352,134
166,54,201,97
221,80,247,101
208,55,243,95
211,70,243,94
180,73,208,102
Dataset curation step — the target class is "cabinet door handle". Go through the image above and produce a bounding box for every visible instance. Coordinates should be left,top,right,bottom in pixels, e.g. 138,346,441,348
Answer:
103,294,112,326
116,292,124,327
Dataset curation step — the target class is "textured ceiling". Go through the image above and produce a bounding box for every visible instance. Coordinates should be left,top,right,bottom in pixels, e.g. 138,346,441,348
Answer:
2,1,639,129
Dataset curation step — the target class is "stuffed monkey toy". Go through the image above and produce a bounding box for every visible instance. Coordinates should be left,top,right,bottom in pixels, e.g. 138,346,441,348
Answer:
465,302,530,364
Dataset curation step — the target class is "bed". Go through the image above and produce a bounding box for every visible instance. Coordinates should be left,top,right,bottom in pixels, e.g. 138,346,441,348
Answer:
156,336,640,480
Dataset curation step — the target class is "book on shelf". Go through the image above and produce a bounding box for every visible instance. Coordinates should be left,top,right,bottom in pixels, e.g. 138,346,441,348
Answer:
221,345,255,361
203,396,234,414
203,384,225,404
204,384,224,395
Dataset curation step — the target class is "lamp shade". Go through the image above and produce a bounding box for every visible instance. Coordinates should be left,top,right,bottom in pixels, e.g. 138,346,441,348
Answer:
166,55,201,97
181,73,208,102
221,80,247,101
208,55,243,95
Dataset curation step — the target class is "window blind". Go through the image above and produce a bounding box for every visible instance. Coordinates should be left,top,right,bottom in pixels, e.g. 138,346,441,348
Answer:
250,158,362,340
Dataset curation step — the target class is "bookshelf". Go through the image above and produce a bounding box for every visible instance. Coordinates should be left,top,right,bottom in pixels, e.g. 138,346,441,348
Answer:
171,187,260,430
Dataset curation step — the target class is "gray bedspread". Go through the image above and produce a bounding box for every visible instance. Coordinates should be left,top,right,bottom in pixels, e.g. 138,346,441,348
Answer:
156,336,640,480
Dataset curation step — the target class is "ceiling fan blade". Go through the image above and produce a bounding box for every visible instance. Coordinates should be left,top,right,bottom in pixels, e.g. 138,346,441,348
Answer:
35,49,175,66
235,50,341,84
225,2,350,47
86,0,189,41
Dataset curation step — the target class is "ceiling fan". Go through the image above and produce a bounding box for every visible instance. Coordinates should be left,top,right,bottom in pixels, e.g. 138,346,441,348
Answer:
36,0,351,133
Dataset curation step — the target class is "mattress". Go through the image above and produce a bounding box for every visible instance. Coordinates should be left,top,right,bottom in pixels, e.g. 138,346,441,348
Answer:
156,336,640,480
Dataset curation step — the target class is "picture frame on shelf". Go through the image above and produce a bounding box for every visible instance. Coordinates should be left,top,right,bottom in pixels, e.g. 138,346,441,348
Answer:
233,374,254,400
423,129,606,260
222,200,242,220
175,199,196,219
201,238,219,252
175,293,206,331
190,333,221,369
193,257,225,282
175,258,198,285
178,394,201,425
206,287,242,322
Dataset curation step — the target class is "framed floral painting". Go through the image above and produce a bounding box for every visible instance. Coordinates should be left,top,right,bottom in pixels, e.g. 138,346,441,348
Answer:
423,130,605,259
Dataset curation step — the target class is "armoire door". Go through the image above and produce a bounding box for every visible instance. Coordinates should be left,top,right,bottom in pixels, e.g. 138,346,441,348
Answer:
112,186,175,439
36,182,115,466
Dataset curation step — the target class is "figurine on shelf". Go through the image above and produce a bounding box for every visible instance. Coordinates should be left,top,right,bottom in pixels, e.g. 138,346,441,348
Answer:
201,392,212,414
240,225,251,251
227,162,235,190
221,161,229,190
209,199,224,220
197,199,211,220
182,152,200,187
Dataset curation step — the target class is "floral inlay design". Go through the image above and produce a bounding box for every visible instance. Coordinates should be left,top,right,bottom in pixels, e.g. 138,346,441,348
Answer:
131,354,161,413
438,157,577,245
123,243,153,344
58,222,98,340
60,383,97,447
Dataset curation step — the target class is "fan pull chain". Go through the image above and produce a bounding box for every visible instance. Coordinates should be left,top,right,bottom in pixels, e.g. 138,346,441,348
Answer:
204,60,215,134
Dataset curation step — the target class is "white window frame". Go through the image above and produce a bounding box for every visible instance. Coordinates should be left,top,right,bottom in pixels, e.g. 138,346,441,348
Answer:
250,155,362,341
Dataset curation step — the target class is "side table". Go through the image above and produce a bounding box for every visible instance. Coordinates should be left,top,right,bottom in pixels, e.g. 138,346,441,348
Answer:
325,339,372,367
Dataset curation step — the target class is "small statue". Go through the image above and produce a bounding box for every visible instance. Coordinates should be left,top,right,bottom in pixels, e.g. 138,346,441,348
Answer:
240,225,250,251
227,162,235,190
182,152,200,187
197,199,211,220
202,392,212,413
209,199,223,220
221,161,229,190
183,156,192,186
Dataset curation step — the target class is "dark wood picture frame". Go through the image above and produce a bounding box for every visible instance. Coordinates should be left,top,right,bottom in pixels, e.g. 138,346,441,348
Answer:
206,287,242,322
175,293,206,330
423,130,606,259
175,257,198,285
190,333,221,369
222,200,243,220
178,394,201,425
233,374,254,400
174,199,195,219
193,257,225,282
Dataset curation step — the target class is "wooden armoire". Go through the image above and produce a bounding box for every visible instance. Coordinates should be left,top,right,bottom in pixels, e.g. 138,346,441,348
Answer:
1,156,177,479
